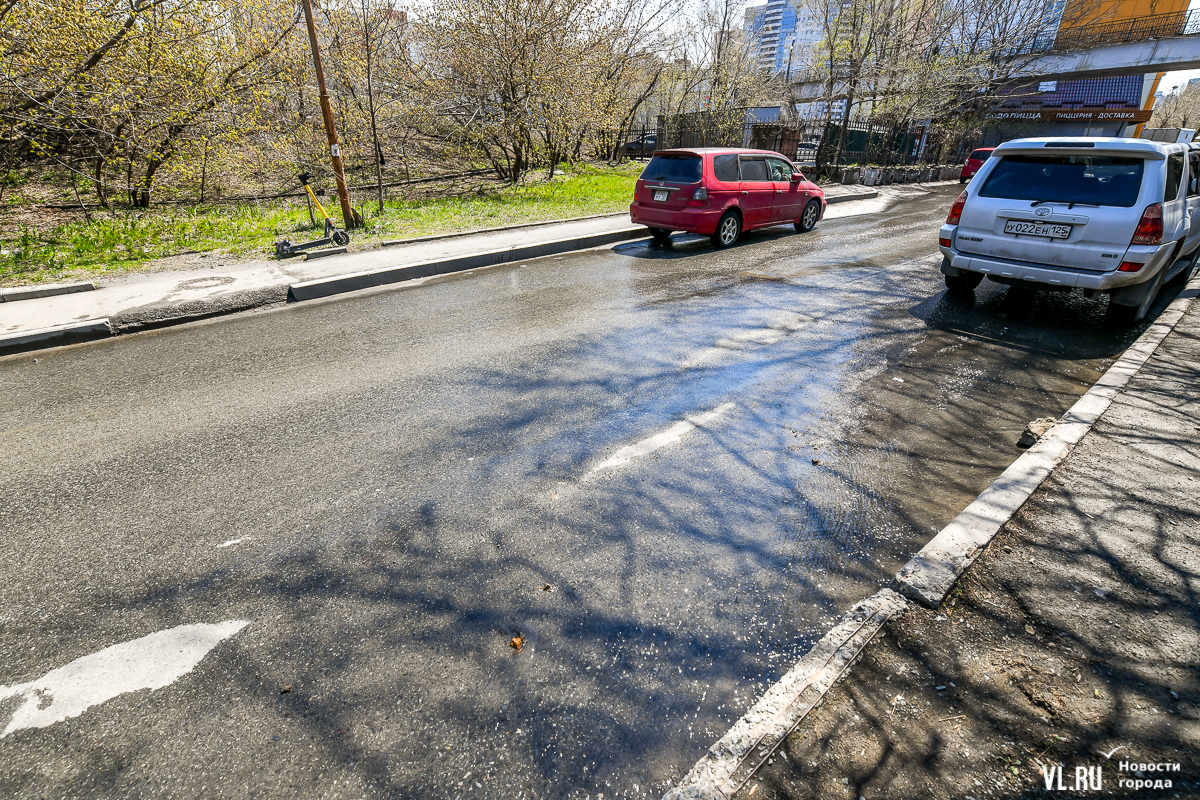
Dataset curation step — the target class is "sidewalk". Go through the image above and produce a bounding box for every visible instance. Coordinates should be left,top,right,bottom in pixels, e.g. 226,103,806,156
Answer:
0,182,893,354
743,289,1200,798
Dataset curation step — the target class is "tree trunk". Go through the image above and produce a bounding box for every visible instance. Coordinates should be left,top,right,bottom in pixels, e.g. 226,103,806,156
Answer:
835,84,855,166
363,7,385,216
94,157,108,208
199,139,207,203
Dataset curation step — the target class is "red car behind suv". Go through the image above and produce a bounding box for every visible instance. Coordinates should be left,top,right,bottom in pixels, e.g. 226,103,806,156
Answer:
959,147,995,183
629,148,826,248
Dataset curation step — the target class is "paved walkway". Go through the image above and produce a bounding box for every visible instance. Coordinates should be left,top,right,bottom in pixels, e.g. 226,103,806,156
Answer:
0,183,890,343
744,285,1200,799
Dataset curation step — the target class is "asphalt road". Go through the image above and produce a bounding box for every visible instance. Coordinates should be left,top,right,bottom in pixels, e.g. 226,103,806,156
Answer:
0,185,1163,799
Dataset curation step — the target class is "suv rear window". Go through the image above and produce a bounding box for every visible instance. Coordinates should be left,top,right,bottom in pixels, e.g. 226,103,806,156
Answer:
640,155,702,183
978,154,1144,208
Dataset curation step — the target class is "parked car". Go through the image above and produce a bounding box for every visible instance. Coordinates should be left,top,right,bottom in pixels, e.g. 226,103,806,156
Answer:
795,140,820,164
938,137,1200,323
959,147,995,183
629,148,827,248
624,134,657,156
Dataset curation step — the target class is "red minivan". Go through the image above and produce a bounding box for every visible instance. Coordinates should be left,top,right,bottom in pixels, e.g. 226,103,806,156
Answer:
959,147,995,183
628,148,827,248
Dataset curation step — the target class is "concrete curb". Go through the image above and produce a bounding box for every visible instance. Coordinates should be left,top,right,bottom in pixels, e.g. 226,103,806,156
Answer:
289,227,647,302
894,272,1200,607
303,247,347,260
0,281,96,302
0,318,111,355
377,211,629,248
663,590,908,800
370,186,882,251
824,189,878,205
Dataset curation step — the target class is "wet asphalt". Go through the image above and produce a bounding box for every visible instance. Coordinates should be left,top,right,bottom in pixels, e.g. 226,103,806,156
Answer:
0,185,1169,799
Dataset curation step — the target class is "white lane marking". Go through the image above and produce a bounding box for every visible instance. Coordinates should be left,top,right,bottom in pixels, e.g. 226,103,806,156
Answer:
216,537,250,548
0,620,249,738
589,402,736,474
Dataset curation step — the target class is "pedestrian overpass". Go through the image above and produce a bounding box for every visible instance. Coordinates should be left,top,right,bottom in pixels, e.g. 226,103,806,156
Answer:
1014,8,1200,80
791,8,1200,99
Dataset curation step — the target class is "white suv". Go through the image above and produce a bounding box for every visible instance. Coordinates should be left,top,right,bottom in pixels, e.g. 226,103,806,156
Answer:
938,137,1200,323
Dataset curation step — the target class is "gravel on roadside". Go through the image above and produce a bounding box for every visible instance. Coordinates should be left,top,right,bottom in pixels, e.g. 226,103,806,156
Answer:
740,295,1200,800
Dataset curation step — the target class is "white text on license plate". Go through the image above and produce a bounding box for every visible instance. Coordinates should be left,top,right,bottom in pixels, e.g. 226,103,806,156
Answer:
1004,220,1070,239
653,190,669,202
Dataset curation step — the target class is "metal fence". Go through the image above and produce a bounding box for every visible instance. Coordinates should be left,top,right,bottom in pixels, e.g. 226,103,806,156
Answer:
1054,8,1200,50
608,115,976,169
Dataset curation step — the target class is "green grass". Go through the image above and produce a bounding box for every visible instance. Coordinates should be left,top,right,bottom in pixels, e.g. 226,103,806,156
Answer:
0,161,642,286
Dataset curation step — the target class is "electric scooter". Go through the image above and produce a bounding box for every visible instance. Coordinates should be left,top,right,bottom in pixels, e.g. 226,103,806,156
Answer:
274,172,351,258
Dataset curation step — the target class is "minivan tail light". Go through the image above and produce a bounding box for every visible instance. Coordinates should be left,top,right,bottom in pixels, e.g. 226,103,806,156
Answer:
1131,203,1163,245
946,190,967,225
689,186,708,207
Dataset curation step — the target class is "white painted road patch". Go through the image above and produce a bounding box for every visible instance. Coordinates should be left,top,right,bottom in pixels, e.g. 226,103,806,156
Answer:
589,403,736,474
216,537,250,548
682,315,809,369
0,620,249,738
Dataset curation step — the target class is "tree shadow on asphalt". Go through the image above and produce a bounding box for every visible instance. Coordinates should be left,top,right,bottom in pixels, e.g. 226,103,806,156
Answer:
4,257,1190,799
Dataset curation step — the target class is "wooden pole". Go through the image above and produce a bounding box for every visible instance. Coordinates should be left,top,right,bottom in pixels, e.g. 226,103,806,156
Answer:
300,0,357,229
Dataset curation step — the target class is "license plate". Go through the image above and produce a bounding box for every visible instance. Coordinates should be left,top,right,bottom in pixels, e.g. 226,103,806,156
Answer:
1003,220,1071,239
653,190,669,202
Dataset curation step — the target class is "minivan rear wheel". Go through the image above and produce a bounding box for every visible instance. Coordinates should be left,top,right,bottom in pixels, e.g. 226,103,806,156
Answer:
711,211,741,248
945,272,982,297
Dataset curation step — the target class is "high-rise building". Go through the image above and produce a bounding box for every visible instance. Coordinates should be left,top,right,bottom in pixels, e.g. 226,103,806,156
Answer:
744,0,824,76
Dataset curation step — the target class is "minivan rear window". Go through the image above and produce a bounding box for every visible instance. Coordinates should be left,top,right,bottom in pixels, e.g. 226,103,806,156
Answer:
969,150,991,160
640,155,702,183
713,154,739,182
978,154,1144,208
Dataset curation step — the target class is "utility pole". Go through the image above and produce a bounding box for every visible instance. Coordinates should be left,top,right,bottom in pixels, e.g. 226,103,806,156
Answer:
301,0,357,229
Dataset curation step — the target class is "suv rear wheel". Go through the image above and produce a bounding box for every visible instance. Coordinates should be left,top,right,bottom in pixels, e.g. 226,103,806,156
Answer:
711,210,741,248
1167,249,1199,286
1108,269,1165,326
945,272,982,297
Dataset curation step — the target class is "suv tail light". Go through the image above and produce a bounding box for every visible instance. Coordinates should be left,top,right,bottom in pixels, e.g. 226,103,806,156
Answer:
1131,203,1163,245
946,190,967,225
689,186,708,207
